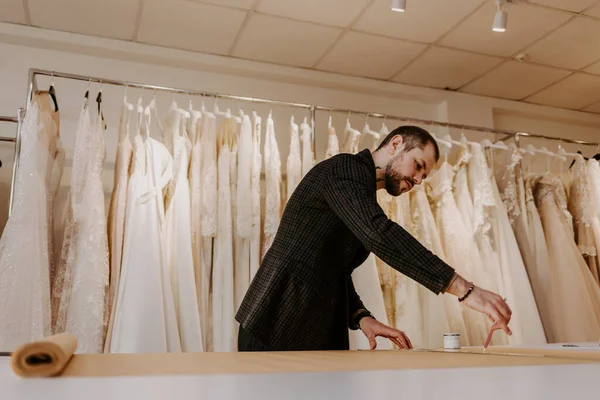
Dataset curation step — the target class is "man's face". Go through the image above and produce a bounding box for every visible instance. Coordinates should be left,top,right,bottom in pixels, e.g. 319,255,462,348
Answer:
384,142,437,196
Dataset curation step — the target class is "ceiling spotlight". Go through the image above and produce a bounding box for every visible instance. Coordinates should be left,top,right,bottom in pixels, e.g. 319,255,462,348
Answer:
493,0,507,32
392,0,406,12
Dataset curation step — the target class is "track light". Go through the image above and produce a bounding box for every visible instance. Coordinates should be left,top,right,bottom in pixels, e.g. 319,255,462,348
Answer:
493,0,507,32
391,0,406,12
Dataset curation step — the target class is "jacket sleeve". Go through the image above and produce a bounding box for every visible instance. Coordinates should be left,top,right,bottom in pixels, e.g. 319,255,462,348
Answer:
346,276,369,330
323,157,455,295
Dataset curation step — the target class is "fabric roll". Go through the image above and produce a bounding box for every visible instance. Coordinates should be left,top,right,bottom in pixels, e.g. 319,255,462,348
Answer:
11,332,77,377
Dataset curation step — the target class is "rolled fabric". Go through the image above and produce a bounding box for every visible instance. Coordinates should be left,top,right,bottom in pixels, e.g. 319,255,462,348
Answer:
10,332,78,378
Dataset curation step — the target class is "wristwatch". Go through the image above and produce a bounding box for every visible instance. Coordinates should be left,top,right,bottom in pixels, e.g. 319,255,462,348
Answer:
351,308,374,330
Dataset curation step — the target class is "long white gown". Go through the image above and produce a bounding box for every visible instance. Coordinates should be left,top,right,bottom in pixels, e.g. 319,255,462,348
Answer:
301,119,314,177
586,158,600,284
249,113,262,281
0,92,62,351
235,114,253,313
53,97,110,354
212,123,235,352
262,115,281,258
427,161,488,346
110,117,181,353
105,101,133,352
287,117,301,201
532,174,600,342
164,108,203,353
482,146,546,345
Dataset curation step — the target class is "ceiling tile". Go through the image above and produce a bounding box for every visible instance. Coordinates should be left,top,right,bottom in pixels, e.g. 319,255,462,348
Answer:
233,14,342,68
529,0,598,13
138,0,247,55
440,2,571,57
583,2,600,18
0,0,27,24
583,101,600,114
316,31,427,80
257,0,370,28
526,73,600,109
394,46,503,90
462,61,570,100
354,0,485,43
28,0,139,40
188,0,256,10
523,17,600,70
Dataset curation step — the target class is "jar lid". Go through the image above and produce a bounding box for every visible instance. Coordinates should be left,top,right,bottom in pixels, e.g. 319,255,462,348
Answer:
443,333,460,336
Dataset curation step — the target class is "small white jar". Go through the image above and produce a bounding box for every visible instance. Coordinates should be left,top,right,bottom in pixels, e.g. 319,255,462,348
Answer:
443,333,461,350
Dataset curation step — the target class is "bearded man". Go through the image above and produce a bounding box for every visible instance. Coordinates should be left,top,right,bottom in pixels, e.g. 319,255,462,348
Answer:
235,125,512,351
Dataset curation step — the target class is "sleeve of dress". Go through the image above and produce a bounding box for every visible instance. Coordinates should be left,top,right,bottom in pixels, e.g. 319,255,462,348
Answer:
322,157,456,295
346,276,369,330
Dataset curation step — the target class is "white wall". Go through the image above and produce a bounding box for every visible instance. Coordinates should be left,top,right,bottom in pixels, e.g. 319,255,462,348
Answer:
1,23,600,230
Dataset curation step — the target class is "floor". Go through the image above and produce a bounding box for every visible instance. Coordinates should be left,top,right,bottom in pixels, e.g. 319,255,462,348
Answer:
2,349,600,400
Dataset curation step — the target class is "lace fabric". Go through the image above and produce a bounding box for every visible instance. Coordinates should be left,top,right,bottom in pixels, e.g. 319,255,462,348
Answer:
325,126,339,159
262,116,281,257
0,94,58,351
52,98,109,353
467,143,496,239
286,119,302,201
567,156,597,260
301,121,315,177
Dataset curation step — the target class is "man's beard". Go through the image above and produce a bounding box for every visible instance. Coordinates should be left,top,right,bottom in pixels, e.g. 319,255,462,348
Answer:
384,155,413,197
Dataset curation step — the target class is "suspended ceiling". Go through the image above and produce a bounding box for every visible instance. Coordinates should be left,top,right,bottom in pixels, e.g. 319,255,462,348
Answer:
3,0,600,113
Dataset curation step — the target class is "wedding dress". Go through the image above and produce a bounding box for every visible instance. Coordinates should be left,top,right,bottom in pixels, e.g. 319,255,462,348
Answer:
235,114,253,312
249,113,262,280
532,174,600,342
0,91,63,351
301,119,314,177
105,101,133,352
484,147,546,345
52,96,110,354
286,117,301,201
428,161,488,346
109,113,181,353
212,118,236,352
376,190,396,327
568,156,600,285
198,110,217,351
262,115,281,258
586,158,600,285
325,123,339,160
164,107,203,352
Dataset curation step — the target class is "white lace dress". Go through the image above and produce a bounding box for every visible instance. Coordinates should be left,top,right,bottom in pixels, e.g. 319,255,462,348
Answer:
482,146,546,345
199,112,218,351
325,125,339,160
301,119,314,177
52,97,110,354
286,118,301,201
569,156,600,285
262,115,282,258
533,175,600,342
110,123,181,353
212,135,235,352
0,92,62,351
164,109,203,352
249,113,262,280
428,161,488,346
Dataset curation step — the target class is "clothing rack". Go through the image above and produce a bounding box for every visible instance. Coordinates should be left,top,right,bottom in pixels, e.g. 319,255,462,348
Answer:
0,109,24,214
313,106,600,147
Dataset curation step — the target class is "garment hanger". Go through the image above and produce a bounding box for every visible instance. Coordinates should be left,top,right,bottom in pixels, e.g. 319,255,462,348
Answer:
481,138,509,150
362,114,381,141
48,71,59,111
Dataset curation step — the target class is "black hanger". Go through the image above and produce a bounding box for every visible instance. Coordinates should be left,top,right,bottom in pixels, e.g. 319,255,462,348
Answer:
96,90,106,130
49,84,59,112
568,150,584,169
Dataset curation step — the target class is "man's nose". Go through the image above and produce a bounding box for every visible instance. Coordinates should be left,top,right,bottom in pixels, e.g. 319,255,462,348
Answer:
414,174,424,185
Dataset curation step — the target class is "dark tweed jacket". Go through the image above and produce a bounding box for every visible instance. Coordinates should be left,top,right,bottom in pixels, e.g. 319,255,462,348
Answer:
235,149,456,351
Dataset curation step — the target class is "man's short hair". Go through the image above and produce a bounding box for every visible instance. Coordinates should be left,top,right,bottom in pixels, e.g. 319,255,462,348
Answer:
375,125,440,161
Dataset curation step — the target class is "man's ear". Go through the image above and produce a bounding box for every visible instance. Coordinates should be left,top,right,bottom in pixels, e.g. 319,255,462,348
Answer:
390,134,403,156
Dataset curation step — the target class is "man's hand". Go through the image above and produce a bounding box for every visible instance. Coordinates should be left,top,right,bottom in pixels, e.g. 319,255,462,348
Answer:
359,317,413,350
446,273,513,335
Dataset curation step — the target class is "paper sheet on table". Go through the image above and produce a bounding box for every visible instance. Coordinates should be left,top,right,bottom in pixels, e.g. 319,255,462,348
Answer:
10,332,78,378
